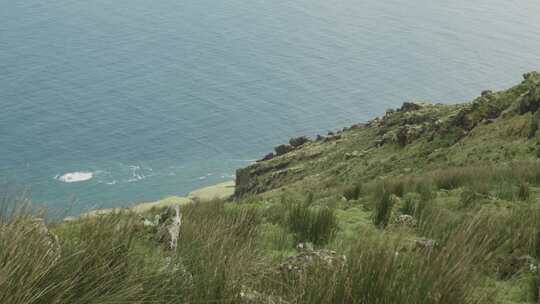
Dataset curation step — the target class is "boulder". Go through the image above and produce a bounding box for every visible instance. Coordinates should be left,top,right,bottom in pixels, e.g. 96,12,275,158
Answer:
155,205,182,250
289,136,310,147
415,238,438,250
393,214,416,227
400,102,424,112
274,144,294,156
259,152,275,162
518,86,540,115
481,90,493,97
278,245,345,274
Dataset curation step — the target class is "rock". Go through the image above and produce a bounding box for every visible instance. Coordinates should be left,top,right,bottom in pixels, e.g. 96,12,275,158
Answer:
296,242,314,251
350,123,365,130
385,108,396,115
278,247,345,274
327,131,335,136
345,150,363,159
155,205,182,250
481,90,493,97
240,288,289,304
399,102,424,112
415,238,438,250
324,134,342,142
259,152,275,162
393,214,416,227
518,87,540,114
274,144,294,156
289,136,310,147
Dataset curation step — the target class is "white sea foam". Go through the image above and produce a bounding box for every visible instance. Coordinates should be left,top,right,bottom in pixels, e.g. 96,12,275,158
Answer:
56,171,94,183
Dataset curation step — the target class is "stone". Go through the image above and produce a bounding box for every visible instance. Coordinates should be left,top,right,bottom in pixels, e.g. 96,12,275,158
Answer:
345,150,361,159
278,247,345,274
481,90,493,97
415,238,438,250
289,136,310,147
274,144,294,156
518,87,540,114
296,242,314,251
259,152,275,162
393,214,416,227
399,102,424,112
155,205,182,250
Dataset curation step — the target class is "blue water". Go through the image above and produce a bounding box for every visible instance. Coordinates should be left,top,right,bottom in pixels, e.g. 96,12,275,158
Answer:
1,0,540,215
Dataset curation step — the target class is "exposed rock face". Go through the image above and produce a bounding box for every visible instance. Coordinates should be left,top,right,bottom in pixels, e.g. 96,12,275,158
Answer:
518,85,540,114
154,205,182,250
259,152,275,162
399,102,425,112
392,214,416,227
289,136,310,147
415,239,438,250
235,160,291,197
274,144,294,156
235,72,540,199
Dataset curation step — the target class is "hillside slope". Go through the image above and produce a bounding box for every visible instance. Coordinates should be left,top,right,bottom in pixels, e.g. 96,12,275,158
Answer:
3,72,540,304
236,72,540,199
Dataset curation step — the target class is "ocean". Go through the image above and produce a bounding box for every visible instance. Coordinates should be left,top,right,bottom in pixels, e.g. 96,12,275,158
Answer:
1,0,540,216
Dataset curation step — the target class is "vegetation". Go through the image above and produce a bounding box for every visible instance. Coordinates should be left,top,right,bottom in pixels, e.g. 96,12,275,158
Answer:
3,72,540,303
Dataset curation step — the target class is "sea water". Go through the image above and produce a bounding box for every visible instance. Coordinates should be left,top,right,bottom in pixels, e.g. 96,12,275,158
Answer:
1,0,540,215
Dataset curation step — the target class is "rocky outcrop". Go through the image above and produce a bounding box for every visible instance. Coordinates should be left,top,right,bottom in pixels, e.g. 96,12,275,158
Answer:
289,136,310,147
278,244,346,274
235,160,291,197
274,144,294,156
236,72,540,199
144,205,182,250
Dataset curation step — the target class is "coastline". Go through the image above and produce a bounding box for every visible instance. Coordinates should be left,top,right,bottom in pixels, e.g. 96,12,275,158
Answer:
67,180,235,220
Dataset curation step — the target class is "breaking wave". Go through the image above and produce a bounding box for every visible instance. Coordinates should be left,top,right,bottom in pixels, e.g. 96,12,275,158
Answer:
55,171,94,183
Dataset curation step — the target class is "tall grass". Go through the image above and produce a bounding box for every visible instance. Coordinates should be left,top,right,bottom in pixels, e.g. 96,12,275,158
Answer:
286,202,338,246
372,183,394,229
267,210,501,304
0,209,187,303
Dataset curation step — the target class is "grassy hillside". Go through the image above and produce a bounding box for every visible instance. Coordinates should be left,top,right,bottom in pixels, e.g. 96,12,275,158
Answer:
2,72,540,303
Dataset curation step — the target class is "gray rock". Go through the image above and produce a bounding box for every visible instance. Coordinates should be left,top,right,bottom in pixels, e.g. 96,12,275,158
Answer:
274,144,294,156
289,136,310,147
259,153,275,162
155,205,182,250
415,238,438,250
